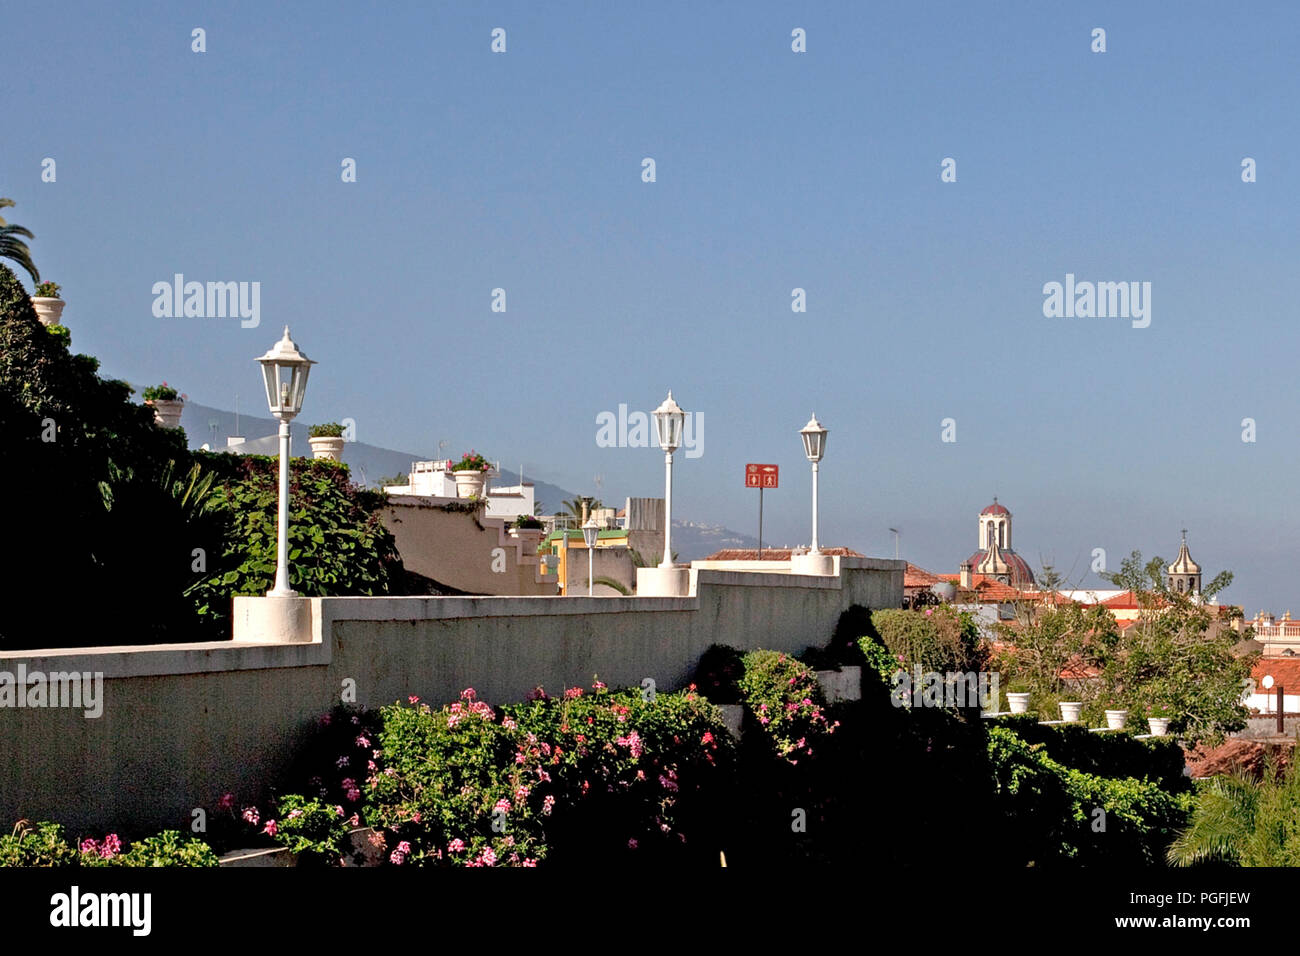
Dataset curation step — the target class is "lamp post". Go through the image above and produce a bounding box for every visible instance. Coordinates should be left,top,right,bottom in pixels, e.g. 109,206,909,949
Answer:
791,414,833,576
582,517,599,596
636,391,691,597
652,391,685,568
800,414,827,553
255,326,316,597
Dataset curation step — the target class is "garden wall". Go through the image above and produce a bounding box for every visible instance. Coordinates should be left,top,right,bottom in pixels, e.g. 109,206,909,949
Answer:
0,558,901,835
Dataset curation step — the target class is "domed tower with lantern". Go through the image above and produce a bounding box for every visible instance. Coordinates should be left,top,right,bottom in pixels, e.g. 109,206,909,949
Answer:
964,498,1036,588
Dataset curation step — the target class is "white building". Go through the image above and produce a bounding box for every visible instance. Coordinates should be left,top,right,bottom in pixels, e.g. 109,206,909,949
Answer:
384,460,536,521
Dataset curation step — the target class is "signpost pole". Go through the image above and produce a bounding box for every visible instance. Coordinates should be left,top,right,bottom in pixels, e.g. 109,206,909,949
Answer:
758,486,764,559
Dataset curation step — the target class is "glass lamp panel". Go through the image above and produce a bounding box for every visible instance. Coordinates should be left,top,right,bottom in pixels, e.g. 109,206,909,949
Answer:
262,363,280,413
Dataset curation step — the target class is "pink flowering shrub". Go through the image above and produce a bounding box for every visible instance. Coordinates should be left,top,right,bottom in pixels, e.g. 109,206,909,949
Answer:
737,650,838,763
367,682,733,866
367,687,545,867
0,822,218,867
268,794,355,866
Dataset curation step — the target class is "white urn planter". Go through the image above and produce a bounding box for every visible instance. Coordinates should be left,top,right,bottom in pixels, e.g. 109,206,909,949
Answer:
30,296,66,327
1105,709,1129,731
1147,717,1171,736
309,436,345,461
147,399,184,429
452,470,486,498
1059,701,1083,723
1007,692,1032,714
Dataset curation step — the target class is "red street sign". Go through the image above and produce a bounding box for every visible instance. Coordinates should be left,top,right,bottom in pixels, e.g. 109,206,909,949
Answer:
745,463,779,488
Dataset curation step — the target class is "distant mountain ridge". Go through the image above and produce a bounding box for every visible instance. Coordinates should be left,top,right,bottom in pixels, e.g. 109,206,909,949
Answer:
176,400,756,561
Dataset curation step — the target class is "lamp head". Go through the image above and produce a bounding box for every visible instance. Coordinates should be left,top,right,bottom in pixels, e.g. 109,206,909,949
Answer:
256,326,316,420
652,390,686,454
800,413,827,462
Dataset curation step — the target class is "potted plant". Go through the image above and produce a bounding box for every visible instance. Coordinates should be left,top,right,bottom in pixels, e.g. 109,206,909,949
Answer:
30,280,65,327
1103,698,1130,731
142,382,185,428
308,422,346,461
450,450,491,498
1058,700,1084,723
1006,681,1032,714
1146,703,1173,736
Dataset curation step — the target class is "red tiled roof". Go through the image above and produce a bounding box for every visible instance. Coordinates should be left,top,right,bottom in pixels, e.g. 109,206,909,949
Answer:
934,573,1073,605
981,501,1010,516
1251,658,1300,690
905,563,942,588
701,547,866,561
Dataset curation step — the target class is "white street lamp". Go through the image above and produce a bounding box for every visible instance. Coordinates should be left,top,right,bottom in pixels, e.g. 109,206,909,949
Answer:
799,413,828,555
255,326,316,597
652,391,685,569
582,517,600,597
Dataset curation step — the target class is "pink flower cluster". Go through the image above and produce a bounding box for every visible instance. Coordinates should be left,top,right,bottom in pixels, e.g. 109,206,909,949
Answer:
615,730,643,759
79,834,122,859
390,840,413,865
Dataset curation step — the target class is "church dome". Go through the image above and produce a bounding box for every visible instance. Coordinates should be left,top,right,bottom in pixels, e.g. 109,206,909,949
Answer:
981,498,1010,516
965,548,1036,588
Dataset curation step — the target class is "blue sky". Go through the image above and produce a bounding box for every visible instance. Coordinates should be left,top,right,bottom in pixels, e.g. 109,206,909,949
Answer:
5,1,1299,613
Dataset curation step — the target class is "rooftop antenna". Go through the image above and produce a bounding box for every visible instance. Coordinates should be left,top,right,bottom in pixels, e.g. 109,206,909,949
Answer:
234,393,239,437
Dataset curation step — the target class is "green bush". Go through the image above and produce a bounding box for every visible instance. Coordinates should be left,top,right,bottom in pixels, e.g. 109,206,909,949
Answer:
308,422,344,438
268,795,356,866
737,650,838,763
991,714,1190,794
987,726,1193,865
0,822,218,867
0,822,81,866
870,606,987,676
187,453,405,636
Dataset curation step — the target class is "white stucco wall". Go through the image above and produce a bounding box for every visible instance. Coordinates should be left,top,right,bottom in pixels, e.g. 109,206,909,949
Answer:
0,559,902,835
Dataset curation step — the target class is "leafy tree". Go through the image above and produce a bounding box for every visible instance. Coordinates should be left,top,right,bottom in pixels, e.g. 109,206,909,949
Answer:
997,549,1252,743
186,453,405,637
0,199,39,285
0,262,201,647
1099,551,1250,745
994,602,1119,707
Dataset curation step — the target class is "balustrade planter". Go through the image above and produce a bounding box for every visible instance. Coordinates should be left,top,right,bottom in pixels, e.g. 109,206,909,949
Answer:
1104,709,1129,730
452,470,486,498
146,399,184,429
1147,717,1171,736
30,296,65,327
309,435,345,461
1059,701,1083,723
1007,692,1032,714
